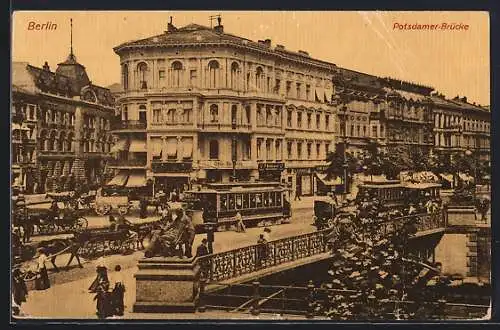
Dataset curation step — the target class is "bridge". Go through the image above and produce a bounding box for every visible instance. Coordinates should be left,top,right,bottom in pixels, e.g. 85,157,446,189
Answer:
199,212,446,289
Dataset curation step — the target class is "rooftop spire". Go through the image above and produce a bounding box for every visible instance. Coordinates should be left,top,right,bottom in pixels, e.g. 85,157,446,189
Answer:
70,18,73,56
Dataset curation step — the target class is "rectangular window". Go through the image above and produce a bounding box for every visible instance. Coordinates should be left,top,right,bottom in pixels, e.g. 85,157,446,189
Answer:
297,142,302,159
350,124,354,136
153,109,161,123
372,126,378,137
306,85,311,100
316,143,321,159
363,125,367,137
316,113,321,129
307,113,312,129
257,140,262,159
286,81,291,97
296,83,301,99
297,112,302,128
287,111,292,127
287,142,292,159
190,70,197,87
275,79,281,94
159,70,165,81
307,143,312,159
325,115,330,131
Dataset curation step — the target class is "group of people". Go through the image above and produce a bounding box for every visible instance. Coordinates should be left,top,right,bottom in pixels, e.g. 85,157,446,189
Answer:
88,259,125,319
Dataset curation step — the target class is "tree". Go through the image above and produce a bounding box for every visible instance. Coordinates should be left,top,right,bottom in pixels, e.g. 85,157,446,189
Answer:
318,206,446,320
362,139,384,177
325,143,361,193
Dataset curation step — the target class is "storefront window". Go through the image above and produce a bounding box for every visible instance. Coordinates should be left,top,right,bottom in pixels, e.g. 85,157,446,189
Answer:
228,194,235,209
255,193,262,207
250,193,256,208
243,194,249,209
263,192,269,207
236,194,243,209
220,194,227,211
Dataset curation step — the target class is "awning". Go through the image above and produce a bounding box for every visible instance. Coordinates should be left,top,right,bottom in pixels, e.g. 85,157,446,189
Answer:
125,172,147,187
182,138,193,158
110,139,129,153
166,138,177,157
150,138,163,157
106,171,128,186
129,139,147,153
439,173,453,183
316,173,342,185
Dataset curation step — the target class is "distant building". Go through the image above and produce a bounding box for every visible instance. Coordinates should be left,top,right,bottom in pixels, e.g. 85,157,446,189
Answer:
12,48,115,193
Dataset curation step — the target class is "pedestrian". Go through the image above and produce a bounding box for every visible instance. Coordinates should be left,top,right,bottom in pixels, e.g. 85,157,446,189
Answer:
108,215,117,231
180,209,195,258
12,268,28,310
139,198,148,219
234,211,246,233
263,227,271,242
35,248,50,290
294,188,301,201
111,265,125,317
89,259,112,319
195,238,210,278
257,234,268,267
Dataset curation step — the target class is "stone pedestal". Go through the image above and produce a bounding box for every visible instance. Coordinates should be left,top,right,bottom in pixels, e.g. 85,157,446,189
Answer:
446,206,477,226
133,257,200,313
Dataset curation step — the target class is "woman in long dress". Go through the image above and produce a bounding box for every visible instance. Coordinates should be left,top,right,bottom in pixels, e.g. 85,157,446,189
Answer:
35,248,50,290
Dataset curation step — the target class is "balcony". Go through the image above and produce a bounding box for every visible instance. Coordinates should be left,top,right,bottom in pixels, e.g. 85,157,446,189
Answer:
111,120,147,132
151,160,193,173
198,159,257,170
108,158,147,169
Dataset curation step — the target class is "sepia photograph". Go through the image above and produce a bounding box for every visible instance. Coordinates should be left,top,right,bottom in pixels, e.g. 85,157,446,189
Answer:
10,10,491,321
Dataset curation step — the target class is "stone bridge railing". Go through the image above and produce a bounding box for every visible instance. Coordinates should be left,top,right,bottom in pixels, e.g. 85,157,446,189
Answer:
199,212,446,284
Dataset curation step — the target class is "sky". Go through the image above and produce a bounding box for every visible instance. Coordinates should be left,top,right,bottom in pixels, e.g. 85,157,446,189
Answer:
12,11,490,105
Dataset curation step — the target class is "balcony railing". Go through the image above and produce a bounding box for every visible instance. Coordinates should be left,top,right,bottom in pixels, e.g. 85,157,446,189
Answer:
111,120,147,130
198,122,252,132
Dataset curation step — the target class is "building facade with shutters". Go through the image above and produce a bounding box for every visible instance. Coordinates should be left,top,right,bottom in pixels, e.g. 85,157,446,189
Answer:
12,53,115,194
111,20,338,196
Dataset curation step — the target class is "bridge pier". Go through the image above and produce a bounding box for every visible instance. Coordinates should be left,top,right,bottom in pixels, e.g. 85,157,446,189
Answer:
133,257,200,313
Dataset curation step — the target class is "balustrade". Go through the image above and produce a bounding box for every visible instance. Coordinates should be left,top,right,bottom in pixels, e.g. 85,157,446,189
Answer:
198,212,445,284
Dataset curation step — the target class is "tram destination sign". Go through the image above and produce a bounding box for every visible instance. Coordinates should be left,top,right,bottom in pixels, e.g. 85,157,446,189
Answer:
258,162,285,171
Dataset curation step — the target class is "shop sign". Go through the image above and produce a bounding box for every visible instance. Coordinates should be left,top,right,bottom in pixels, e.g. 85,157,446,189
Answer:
152,161,193,173
258,162,285,171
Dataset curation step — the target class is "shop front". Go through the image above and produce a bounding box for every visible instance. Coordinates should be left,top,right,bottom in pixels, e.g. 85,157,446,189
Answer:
151,161,193,194
258,162,285,182
295,168,314,196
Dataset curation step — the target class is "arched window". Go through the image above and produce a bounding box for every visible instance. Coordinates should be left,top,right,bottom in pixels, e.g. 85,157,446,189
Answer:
67,133,74,152
137,62,148,89
39,130,47,151
230,62,239,90
48,131,57,151
122,64,129,90
208,60,220,88
58,132,66,151
256,67,264,90
210,104,219,123
209,140,219,160
171,61,183,87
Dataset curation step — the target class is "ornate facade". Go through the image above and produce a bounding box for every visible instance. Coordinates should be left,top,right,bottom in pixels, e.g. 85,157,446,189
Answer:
12,51,115,193
112,20,337,196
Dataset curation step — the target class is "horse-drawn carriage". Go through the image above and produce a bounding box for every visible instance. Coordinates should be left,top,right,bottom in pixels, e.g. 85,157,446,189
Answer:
94,186,132,216
27,207,88,235
312,196,357,230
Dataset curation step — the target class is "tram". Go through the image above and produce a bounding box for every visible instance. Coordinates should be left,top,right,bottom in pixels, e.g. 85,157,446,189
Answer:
183,181,292,232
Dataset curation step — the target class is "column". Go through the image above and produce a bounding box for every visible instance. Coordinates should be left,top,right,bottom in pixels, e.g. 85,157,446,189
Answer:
251,103,257,131
251,136,257,162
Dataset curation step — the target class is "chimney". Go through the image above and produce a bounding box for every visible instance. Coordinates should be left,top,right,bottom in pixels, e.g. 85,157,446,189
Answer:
276,44,285,50
43,61,50,71
461,96,467,103
264,39,271,47
167,16,177,33
214,16,224,33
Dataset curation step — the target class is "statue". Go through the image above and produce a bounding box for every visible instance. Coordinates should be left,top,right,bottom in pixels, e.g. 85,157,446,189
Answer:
144,208,192,258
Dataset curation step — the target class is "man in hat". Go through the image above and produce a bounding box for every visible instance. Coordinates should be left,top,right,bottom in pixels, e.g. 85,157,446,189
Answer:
35,247,50,290
196,238,210,278
180,209,195,258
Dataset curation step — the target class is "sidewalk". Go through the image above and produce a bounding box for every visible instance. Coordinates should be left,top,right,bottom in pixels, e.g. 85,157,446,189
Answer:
20,214,316,319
